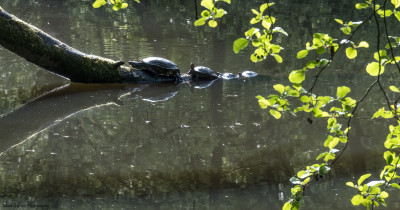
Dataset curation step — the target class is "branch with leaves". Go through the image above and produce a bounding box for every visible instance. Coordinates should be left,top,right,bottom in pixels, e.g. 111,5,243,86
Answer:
255,0,400,209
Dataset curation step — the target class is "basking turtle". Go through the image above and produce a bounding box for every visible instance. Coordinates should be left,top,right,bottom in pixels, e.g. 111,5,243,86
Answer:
239,70,257,78
221,73,237,80
188,63,219,81
129,57,180,77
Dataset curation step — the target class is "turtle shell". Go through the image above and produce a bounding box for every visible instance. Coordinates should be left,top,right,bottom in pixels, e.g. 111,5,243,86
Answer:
239,70,257,78
129,57,180,76
190,66,218,79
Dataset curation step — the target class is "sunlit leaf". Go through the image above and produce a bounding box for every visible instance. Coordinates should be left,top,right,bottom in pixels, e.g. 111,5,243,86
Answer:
208,20,218,27
346,182,355,187
289,70,306,84
351,194,364,205
358,174,371,185
214,9,227,18
201,10,211,17
355,3,369,9
297,50,308,59
380,191,389,198
269,109,281,119
201,0,214,11
334,19,343,24
346,47,357,59
282,202,292,210
337,86,351,98
273,54,283,63
233,38,249,53
393,0,400,8
396,11,400,22
93,0,107,8
366,62,385,76
194,17,207,26
358,41,369,48
391,183,400,189
273,84,285,94
390,86,400,92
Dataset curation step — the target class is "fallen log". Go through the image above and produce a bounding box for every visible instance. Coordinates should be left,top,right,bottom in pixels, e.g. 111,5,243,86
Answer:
0,6,173,84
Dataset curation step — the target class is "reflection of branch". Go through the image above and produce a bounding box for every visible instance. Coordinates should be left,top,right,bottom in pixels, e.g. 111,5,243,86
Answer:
0,102,120,156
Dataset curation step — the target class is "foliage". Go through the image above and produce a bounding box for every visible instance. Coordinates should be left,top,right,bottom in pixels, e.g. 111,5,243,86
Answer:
232,2,287,63
93,0,140,11
194,0,231,28
256,0,400,209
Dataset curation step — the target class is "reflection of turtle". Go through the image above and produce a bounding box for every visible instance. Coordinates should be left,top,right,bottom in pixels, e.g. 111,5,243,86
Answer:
188,63,219,81
129,57,180,77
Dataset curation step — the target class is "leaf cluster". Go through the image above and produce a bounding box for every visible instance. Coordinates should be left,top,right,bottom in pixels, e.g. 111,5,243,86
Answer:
232,2,287,63
93,0,140,11
194,0,231,28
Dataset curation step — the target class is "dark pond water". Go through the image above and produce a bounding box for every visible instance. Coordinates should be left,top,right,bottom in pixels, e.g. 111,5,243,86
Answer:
0,0,400,209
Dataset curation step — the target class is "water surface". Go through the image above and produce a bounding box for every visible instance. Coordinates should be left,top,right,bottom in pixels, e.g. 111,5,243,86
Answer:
0,0,399,209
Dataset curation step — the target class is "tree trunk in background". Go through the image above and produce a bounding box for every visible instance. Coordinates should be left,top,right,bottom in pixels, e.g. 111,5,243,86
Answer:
0,6,165,84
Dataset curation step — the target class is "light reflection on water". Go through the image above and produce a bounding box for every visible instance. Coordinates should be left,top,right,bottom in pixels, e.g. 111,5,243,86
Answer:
0,0,400,209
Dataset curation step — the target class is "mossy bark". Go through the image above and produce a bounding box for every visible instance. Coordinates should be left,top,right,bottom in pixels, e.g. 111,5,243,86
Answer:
0,6,153,83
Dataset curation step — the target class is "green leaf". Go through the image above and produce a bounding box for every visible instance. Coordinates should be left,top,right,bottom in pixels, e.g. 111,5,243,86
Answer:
351,194,364,205
358,41,369,48
201,10,211,17
380,191,389,198
273,54,283,63
282,202,292,210
393,0,400,8
194,17,207,26
337,86,351,98
334,19,343,24
346,182,355,187
390,86,400,92
269,109,281,119
262,20,272,29
366,62,385,76
355,3,369,9
391,183,400,189
297,50,308,59
273,84,285,95
260,3,269,13
93,0,107,8
395,11,400,22
208,20,218,27
346,47,357,59
358,174,371,185
328,137,339,149
233,38,249,53
288,70,306,84
201,0,214,11
214,9,227,18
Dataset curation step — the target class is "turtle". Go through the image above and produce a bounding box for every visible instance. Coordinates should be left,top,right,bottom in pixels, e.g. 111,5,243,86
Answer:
221,73,238,80
188,63,219,81
128,57,180,77
238,70,257,78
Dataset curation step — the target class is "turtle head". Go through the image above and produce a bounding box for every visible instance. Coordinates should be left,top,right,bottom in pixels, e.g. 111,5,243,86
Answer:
189,63,195,74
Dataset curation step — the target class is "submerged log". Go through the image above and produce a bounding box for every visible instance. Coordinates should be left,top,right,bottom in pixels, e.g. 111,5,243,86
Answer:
0,6,176,84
